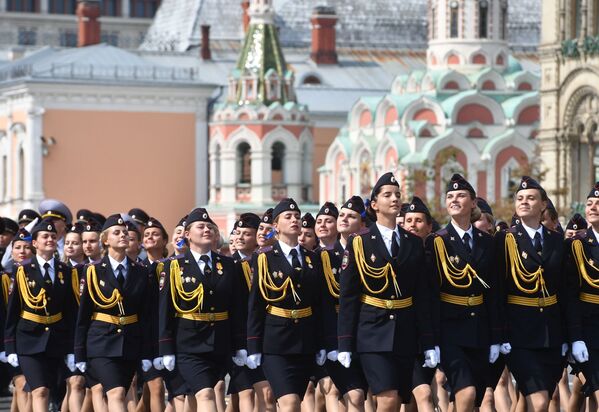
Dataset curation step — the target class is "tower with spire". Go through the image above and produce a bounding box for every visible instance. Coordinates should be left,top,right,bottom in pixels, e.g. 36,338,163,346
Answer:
208,0,313,227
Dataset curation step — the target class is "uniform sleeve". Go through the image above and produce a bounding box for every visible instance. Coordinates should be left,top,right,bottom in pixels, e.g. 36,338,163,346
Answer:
338,238,361,353
493,231,508,341
312,253,332,351
247,254,266,355
141,268,155,359
563,239,582,343
424,235,441,347
74,267,94,362
482,236,502,344
64,266,79,353
158,261,176,356
412,238,435,350
320,252,339,352
230,260,248,351
4,271,20,355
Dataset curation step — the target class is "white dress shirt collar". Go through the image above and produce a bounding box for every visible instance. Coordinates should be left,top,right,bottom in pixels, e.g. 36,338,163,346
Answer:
278,240,302,266
108,255,128,278
521,222,544,242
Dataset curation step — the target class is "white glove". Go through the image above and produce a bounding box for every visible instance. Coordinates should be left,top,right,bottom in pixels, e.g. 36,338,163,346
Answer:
0,351,7,363
7,354,18,368
338,351,352,368
327,350,338,362
65,354,76,372
76,362,87,373
246,353,262,370
423,349,438,368
152,357,164,370
141,359,152,372
499,343,512,355
562,343,569,357
572,341,589,363
232,349,248,367
489,344,500,364
434,345,441,363
163,355,176,372
315,349,326,366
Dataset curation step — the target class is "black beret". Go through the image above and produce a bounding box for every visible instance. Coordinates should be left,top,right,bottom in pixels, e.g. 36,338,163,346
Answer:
68,222,85,235
566,213,587,231
18,209,40,225
92,213,106,226
588,182,599,199
446,174,475,196
371,172,399,200
186,208,215,228
261,208,274,224
76,209,94,223
126,221,140,237
83,220,103,233
516,176,547,199
128,208,150,226
14,228,32,242
273,198,300,221
236,213,261,230
406,196,431,217
31,218,57,237
102,214,126,231
301,213,316,229
2,217,18,235
317,202,338,219
341,195,366,217
145,217,167,237
476,197,493,216
177,215,188,228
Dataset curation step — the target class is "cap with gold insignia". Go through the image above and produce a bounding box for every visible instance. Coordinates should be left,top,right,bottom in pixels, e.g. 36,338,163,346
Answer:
301,213,316,229
145,217,168,238
262,208,274,224
406,196,431,218
39,199,72,224
102,214,126,231
446,174,475,196
1,217,18,235
31,218,57,238
18,209,41,225
176,215,188,228
566,213,587,231
317,202,339,219
126,221,140,237
273,198,301,221
128,208,150,226
185,208,215,228
588,182,599,199
83,220,102,233
341,195,366,217
516,176,547,200
69,222,84,235
236,213,261,230
371,172,400,201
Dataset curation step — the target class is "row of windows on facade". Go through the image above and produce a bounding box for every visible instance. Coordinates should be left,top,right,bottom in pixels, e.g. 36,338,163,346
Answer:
431,1,508,40
5,0,161,17
17,27,122,46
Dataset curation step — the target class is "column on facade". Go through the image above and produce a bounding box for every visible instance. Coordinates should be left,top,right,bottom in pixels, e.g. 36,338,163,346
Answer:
39,0,49,13
219,148,237,203
121,0,130,17
25,107,45,207
250,150,272,205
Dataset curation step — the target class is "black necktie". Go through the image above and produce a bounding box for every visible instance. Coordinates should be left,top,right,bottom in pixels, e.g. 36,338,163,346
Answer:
462,233,472,255
116,264,125,288
391,232,400,257
534,232,543,254
290,249,302,271
43,262,52,287
200,255,212,276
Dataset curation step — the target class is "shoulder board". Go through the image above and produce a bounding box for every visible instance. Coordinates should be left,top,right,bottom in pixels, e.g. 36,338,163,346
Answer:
257,245,273,254
508,226,518,234
158,257,170,263
57,261,68,269
573,232,588,240
19,258,32,267
91,259,102,265
301,247,315,255
172,253,185,261
435,228,448,236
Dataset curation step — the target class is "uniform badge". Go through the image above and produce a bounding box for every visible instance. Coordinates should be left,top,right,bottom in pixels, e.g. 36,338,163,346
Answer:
334,251,340,256
332,268,337,274
341,251,349,270
191,277,196,283
305,256,313,269
58,272,64,284
590,259,595,266
517,232,522,237
185,260,189,264
453,256,460,264
216,262,223,275
79,278,86,296
449,256,455,263
522,251,528,260
185,276,191,283
371,235,376,240
99,280,105,287
159,272,166,291
450,237,455,241
102,263,107,267
370,253,376,263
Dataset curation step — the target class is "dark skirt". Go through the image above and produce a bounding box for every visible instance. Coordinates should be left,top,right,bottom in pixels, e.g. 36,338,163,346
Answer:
19,354,62,391
441,345,488,406
262,354,314,399
227,364,266,395
359,352,414,401
580,348,599,394
88,357,136,392
507,347,562,396
164,369,189,400
485,354,507,390
137,365,163,384
326,357,368,396
176,352,227,395
412,354,436,389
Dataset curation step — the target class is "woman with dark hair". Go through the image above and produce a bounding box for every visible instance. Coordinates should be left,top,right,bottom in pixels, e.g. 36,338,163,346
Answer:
299,213,318,252
74,214,153,412
338,173,436,412
425,174,501,412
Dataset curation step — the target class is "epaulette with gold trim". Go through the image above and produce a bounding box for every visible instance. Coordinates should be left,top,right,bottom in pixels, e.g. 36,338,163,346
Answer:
257,246,273,254
17,258,32,267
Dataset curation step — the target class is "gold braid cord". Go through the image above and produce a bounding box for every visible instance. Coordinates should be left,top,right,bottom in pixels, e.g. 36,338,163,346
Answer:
572,239,599,288
321,250,340,298
352,236,401,296
257,253,301,303
16,265,47,310
505,233,548,296
169,259,204,314
433,237,489,289
86,265,126,315
2,274,10,305
156,262,165,282
241,261,252,291
71,268,80,305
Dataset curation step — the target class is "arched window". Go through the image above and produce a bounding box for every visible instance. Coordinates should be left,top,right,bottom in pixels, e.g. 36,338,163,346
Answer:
302,75,322,86
271,142,285,185
236,142,251,184
479,0,488,38
450,1,459,38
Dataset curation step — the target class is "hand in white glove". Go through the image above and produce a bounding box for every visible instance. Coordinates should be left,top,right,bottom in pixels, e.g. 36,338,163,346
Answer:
489,344,500,364
434,346,441,363
315,349,326,366
152,357,164,370
572,341,590,363
7,354,18,368
562,343,569,357
163,355,176,372
423,349,438,368
246,353,262,370
76,362,87,373
327,350,338,362
141,359,152,372
499,343,512,355
232,349,248,367
65,354,76,372
0,351,7,363
338,351,352,368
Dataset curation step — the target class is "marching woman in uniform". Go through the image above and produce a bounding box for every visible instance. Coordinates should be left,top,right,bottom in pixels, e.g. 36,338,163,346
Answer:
425,175,501,412
74,214,153,412
158,208,246,412
495,177,574,412
5,219,78,412
257,209,276,249
338,173,437,412
246,198,330,412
